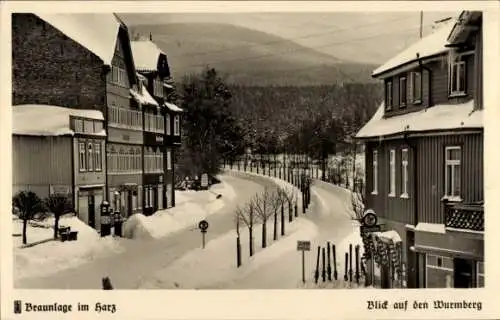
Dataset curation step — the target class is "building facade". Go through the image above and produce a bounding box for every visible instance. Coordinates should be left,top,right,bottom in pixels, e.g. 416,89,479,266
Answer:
12,105,106,229
356,11,483,289
11,13,162,229
131,38,182,214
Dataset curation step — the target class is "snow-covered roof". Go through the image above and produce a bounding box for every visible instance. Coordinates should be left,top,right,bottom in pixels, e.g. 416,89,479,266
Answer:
164,102,184,113
163,83,174,89
130,88,159,107
372,19,456,77
355,100,482,139
13,104,105,137
36,13,121,66
131,40,164,71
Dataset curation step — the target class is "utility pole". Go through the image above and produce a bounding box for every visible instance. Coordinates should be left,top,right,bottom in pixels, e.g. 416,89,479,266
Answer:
419,11,423,39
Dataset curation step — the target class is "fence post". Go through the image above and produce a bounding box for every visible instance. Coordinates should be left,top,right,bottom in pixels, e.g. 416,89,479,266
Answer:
314,246,320,284
327,242,332,281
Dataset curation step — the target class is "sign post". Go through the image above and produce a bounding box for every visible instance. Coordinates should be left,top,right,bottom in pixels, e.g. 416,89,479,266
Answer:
198,220,209,249
201,173,209,190
297,240,311,284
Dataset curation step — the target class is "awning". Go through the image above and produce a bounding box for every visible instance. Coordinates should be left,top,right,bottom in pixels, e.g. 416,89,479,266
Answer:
164,102,184,112
130,88,159,107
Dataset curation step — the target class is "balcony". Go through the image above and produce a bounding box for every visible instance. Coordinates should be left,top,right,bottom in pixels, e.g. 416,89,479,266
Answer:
444,201,484,232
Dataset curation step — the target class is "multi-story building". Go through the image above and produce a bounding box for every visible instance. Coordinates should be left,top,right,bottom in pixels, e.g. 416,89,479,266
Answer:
12,13,157,228
12,105,106,230
356,11,483,289
131,37,182,214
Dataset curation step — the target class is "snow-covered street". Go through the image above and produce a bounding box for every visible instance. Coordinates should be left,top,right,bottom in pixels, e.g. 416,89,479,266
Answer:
15,174,276,289
15,171,364,290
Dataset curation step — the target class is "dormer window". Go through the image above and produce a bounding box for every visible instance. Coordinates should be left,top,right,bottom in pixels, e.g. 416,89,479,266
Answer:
385,80,393,111
450,59,466,96
399,76,407,108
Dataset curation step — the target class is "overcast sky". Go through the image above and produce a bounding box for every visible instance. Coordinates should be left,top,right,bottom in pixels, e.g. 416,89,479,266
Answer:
120,11,458,64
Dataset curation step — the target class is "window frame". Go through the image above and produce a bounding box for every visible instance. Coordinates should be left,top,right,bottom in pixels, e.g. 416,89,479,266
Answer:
449,59,466,96
78,142,86,172
166,113,171,135
399,76,407,108
411,71,423,104
400,148,409,198
174,115,181,136
94,142,102,171
444,146,462,202
388,149,396,197
371,149,378,195
385,80,393,110
167,149,172,170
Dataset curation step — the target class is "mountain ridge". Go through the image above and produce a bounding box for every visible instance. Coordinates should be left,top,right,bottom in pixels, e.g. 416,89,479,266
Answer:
129,22,378,86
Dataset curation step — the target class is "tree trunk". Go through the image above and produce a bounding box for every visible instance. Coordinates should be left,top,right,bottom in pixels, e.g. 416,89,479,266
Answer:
281,204,285,236
54,215,60,239
289,201,293,222
249,227,254,256
22,218,28,245
273,210,278,241
262,222,267,248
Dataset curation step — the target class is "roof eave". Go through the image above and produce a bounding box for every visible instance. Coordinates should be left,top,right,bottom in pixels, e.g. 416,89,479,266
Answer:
371,52,446,79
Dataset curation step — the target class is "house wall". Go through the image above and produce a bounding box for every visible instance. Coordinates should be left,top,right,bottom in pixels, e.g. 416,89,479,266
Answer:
12,13,106,110
416,132,483,223
383,53,475,118
12,135,72,199
364,132,483,225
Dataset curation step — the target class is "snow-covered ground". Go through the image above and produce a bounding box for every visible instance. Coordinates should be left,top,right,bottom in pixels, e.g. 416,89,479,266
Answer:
123,177,236,239
13,177,236,282
13,214,124,281
138,217,318,289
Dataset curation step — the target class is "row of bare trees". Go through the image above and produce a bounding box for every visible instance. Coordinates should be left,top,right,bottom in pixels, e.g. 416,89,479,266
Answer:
234,185,300,266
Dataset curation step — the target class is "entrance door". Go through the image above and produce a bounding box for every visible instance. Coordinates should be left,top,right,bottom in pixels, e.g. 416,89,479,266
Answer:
88,195,95,228
454,258,474,288
406,230,417,288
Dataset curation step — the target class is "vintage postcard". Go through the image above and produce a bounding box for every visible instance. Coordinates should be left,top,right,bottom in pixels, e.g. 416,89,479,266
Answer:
1,1,499,319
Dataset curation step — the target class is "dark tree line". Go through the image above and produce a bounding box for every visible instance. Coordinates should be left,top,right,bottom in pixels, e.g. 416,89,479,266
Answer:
173,67,382,181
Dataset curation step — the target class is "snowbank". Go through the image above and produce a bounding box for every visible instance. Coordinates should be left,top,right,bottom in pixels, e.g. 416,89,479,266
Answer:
122,177,236,239
137,217,318,289
13,214,124,281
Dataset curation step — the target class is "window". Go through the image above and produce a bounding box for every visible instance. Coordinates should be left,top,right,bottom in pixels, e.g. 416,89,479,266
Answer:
444,146,461,201
74,119,84,132
166,114,171,135
84,120,93,134
389,149,396,197
174,115,180,136
109,190,115,212
86,143,93,171
149,188,154,208
79,142,86,172
94,121,103,133
399,76,407,107
411,71,422,103
477,261,484,288
426,254,453,271
108,104,142,130
153,80,163,97
167,149,172,170
132,192,137,210
94,142,102,171
385,81,393,110
401,148,408,198
450,59,466,96
110,65,128,87
138,185,143,209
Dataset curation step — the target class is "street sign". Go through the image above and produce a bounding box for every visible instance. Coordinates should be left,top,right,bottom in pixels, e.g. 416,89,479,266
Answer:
297,240,311,251
201,173,209,188
297,240,311,284
360,225,381,233
199,220,209,249
198,220,209,232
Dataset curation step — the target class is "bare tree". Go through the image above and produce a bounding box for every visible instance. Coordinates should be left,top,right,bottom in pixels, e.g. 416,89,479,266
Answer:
281,185,297,222
270,189,284,241
236,201,257,256
253,187,274,248
276,187,288,236
350,178,366,221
